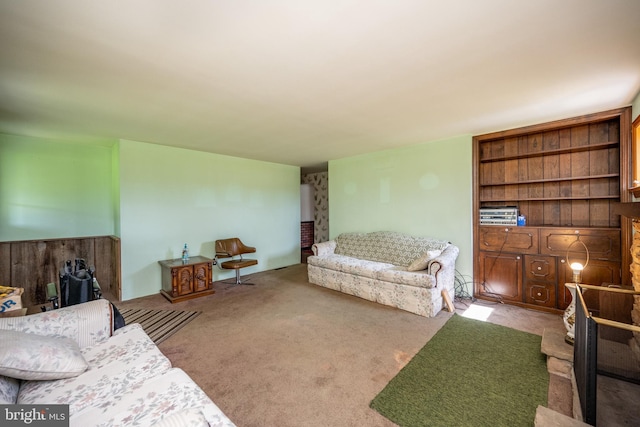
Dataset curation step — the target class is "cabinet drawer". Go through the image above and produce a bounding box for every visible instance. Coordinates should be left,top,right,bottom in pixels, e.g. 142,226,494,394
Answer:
525,281,556,308
524,255,556,282
479,226,539,254
540,228,621,261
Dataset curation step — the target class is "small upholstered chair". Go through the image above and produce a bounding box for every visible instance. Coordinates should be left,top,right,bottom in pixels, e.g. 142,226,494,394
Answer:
214,238,258,286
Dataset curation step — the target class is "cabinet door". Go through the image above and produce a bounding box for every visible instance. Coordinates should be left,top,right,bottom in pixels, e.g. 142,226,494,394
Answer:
175,265,194,296
479,227,539,254
478,251,522,302
192,262,211,293
540,228,621,261
557,259,621,310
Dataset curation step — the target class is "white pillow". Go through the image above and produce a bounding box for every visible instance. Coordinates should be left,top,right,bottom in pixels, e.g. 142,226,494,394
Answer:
0,330,88,380
406,250,442,271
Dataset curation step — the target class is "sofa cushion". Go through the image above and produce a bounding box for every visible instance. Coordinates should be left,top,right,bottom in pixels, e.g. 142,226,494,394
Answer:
406,249,442,271
376,267,438,288
308,254,394,280
335,231,449,267
0,375,20,404
0,330,88,380
17,323,172,416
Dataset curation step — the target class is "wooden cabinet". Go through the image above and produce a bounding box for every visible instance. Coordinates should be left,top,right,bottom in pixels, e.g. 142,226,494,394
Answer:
159,256,215,303
478,251,522,302
473,108,632,313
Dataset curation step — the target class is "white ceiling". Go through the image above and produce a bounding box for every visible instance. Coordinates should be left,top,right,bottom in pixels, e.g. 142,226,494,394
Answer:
1,1,639,172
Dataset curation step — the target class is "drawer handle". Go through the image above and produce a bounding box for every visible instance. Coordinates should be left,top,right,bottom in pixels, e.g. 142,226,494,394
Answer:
537,292,542,297
537,267,542,270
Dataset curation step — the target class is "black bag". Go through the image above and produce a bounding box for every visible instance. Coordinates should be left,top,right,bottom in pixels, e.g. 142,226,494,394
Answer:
57,259,125,330
59,259,99,307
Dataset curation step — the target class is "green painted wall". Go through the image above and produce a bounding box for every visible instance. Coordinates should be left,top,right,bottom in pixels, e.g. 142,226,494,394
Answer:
329,135,473,291
111,141,121,237
118,139,301,300
1,134,300,301
633,90,640,121
0,134,116,241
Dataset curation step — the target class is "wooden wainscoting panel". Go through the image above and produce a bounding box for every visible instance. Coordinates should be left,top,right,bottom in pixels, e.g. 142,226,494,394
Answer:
4,236,120,307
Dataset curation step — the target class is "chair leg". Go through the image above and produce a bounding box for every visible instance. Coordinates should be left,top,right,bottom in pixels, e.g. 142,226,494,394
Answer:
223,269,255,288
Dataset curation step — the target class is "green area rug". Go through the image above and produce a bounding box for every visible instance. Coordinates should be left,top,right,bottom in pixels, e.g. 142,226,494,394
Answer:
370,314,548,427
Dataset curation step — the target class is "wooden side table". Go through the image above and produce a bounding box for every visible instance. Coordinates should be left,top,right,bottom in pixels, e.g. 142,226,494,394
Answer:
159,256,215,303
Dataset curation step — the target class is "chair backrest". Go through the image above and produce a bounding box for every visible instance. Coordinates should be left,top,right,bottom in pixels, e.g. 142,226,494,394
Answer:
215,238,256,258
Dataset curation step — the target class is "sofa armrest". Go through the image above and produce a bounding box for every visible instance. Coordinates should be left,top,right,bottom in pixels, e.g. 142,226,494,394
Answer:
312,240,337,256
427,244,459,277
0,299,113,349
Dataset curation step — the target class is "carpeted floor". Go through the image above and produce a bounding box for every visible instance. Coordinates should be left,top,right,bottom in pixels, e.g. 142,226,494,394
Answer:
113,263,569,427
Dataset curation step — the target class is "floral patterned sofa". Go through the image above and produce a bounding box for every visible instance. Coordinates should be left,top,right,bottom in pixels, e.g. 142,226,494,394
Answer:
0,299,235,427
307,231,459,317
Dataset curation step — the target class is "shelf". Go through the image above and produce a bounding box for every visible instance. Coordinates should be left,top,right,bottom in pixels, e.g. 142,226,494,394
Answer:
480,195,620,202
479,141,618,163
479,173,619,187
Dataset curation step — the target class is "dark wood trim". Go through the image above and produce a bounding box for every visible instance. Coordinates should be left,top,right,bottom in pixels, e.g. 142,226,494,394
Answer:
620,107,633,286
472,133,481,302
631,114,640,197
475,107,630,141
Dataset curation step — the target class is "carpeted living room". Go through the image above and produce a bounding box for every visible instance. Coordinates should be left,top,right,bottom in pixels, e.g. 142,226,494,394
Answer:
1,1,640,427
112,264,568,427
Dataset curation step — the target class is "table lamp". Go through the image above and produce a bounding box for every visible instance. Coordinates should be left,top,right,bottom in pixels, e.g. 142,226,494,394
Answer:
566,239,589,284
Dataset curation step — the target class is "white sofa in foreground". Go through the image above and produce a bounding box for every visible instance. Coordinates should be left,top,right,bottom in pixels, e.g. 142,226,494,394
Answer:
0,299,235,427
307,231,459,317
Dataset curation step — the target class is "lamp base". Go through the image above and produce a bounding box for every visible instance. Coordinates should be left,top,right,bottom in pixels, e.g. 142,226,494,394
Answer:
563,282,577,346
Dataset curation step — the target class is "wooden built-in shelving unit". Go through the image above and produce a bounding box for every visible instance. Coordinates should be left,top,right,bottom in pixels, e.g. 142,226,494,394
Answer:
473,107,632,313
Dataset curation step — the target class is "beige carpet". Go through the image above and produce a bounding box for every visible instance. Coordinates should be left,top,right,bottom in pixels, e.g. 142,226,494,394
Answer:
114,263,569,427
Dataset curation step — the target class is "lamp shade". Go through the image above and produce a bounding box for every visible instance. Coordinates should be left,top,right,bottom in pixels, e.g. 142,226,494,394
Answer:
300,184,314,222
